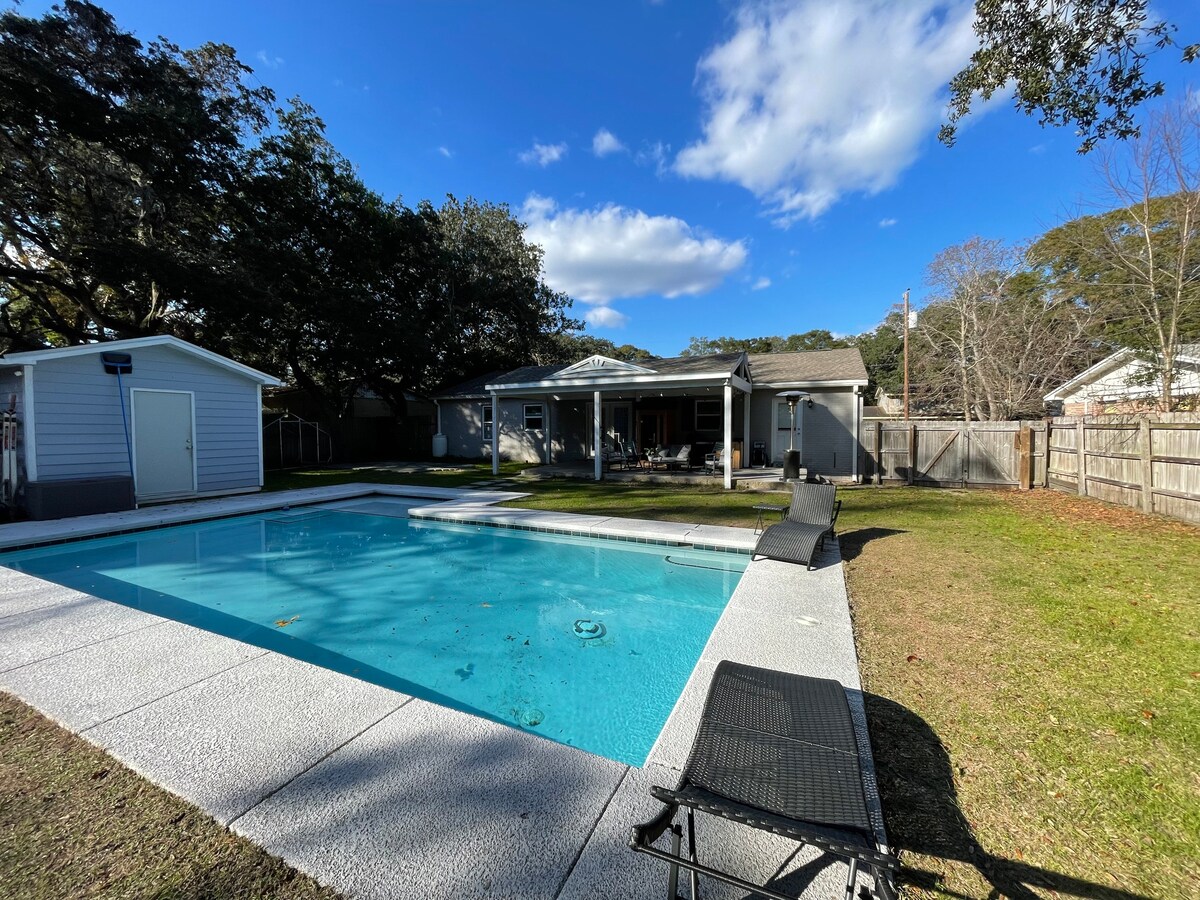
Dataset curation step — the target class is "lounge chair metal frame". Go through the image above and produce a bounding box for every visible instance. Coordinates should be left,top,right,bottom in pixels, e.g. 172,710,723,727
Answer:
629,661,898,900
752,482,841,570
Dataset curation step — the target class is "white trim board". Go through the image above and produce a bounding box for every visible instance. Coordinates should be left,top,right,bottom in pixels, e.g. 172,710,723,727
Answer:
1,335,282,387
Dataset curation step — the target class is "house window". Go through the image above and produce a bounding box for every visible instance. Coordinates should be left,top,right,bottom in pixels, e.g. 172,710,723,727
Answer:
695,399,721,431
524,403,544,431
482,405,493,442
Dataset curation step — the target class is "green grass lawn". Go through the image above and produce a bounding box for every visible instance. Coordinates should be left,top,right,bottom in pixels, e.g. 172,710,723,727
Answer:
836,489,1200,899
4,469,1197,898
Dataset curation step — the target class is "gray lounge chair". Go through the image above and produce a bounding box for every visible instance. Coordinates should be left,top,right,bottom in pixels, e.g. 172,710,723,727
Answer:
630,660,898,900
752,482,840,569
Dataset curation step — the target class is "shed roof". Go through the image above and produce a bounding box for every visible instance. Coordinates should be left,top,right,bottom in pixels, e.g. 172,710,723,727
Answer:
1,335,282,386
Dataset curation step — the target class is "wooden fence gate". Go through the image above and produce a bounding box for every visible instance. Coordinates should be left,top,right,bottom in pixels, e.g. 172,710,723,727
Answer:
861,420,1047,488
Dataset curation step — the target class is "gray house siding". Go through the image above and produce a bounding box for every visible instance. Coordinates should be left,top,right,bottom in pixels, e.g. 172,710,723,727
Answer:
802,389,857,477
28,344,261,493
441,398,548,463
749,386,859,477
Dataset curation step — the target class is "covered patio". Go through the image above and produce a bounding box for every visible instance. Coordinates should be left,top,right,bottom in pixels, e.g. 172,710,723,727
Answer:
521,459,789,489
487,354,755,489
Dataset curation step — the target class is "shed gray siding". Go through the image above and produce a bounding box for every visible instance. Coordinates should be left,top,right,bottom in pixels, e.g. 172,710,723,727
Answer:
28,344,262,493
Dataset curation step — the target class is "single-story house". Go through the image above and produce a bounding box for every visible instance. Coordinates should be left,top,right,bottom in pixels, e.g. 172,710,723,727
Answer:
1044,344,1200,415
0,335,281,518
432,349,869,487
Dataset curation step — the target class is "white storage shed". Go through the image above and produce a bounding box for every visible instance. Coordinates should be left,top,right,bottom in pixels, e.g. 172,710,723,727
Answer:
0,336,281,518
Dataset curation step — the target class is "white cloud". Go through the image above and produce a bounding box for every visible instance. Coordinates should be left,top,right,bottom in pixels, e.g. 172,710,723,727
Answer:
592,128,627,157
751,276,771,290
878,217,898,227
519,141,568,167
675,1,976,223
255,50,284,69
438,146,453,158
584,306,630,328
521,194,747,304
635,141,671,175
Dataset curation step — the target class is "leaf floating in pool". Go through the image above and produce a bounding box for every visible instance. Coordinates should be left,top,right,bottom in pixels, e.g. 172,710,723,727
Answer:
455,663,475,681
274,615,300,627
480,602,492,608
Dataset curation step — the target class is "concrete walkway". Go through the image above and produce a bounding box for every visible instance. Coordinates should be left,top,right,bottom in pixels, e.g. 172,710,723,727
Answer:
0,487,887,900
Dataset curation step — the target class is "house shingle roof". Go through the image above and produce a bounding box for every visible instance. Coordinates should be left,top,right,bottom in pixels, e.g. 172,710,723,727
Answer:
748,349,868,384
433,348,867,398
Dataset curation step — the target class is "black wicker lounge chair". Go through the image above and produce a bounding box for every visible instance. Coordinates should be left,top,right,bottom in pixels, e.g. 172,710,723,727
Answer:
752,482,841,569
629,661,898,900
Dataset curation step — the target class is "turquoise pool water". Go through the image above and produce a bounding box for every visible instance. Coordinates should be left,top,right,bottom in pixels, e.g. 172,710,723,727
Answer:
0,503,747,765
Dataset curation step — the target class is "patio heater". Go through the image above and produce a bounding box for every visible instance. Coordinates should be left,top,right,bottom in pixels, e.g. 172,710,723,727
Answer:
776,390,809,482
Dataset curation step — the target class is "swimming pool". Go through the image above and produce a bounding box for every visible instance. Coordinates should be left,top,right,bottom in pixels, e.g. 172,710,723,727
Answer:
0,501,747,765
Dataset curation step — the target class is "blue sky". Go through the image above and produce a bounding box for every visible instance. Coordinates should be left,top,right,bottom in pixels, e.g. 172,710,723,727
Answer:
23,1,1200,357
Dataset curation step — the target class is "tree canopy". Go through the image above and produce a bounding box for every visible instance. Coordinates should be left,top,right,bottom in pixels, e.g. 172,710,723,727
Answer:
0,1,580,417
943,0,1197,152
679,330,849,357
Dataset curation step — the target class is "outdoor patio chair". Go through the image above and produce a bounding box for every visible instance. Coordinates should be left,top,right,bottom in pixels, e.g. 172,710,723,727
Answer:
752,482,839,570
630,660,898,900
703,443,723,475
624,442,645,470
649,444,692,471
601,443,629,470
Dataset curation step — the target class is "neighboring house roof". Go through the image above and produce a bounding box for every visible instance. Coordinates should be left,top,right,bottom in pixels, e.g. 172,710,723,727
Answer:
748,349,868,385
1,334,282,386
432,349,867,399
1044,344,1200,401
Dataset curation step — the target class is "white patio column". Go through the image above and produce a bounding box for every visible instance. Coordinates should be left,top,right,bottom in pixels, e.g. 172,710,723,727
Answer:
544,394,552,465
490,391,499,476
723,382,733,489
593,390,603,481
742,389,751,465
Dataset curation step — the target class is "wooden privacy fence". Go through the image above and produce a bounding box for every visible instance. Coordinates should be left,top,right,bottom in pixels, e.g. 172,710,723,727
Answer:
1046,417,1200,523
859,416,1200,524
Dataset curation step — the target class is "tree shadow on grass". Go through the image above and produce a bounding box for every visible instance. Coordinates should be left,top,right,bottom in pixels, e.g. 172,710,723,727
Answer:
866,693,1151,900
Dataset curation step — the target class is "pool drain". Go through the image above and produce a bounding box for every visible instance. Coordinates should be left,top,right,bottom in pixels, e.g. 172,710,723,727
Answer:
573,619,607,640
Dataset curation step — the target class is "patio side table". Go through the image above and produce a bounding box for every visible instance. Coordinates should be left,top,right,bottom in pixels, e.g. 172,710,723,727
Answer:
752,503,787,533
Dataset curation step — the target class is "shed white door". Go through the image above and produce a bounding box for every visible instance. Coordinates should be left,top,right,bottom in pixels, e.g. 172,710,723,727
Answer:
133,390,195,498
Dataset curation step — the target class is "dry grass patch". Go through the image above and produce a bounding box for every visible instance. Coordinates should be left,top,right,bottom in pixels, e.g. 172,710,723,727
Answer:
0,693,340,900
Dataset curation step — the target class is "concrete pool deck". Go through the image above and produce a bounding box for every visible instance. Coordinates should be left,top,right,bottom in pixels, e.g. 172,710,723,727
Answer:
0,486,888,899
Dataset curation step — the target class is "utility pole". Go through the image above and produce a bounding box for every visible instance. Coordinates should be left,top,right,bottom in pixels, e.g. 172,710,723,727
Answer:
902,288,910,420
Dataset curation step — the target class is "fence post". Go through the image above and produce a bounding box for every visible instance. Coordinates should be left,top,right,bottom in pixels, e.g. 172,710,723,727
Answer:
1076,420,1086,496
1043,424,1051,488
874,421,883,485
1017,425,1033,491
960,422,969,487
907,423,916,486
1139,418,1154,513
